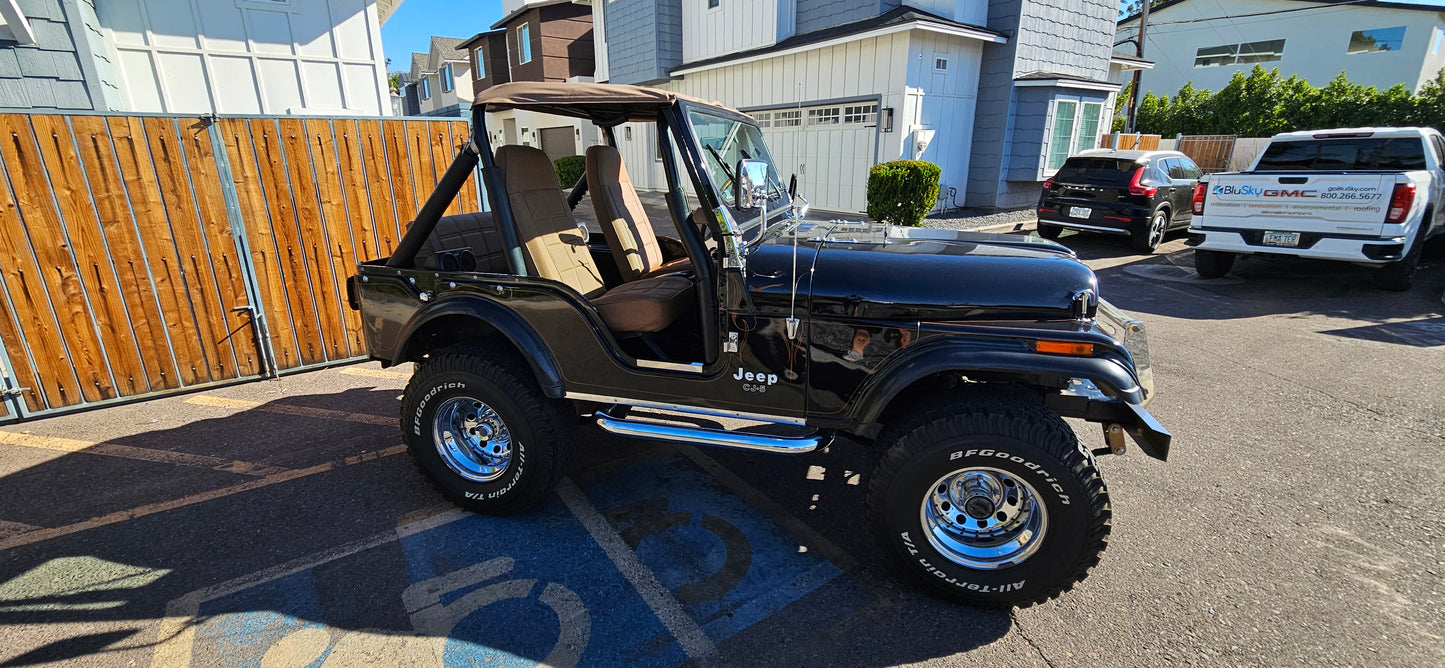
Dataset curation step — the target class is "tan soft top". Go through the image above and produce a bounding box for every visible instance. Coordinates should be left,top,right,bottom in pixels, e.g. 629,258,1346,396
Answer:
473,82,741,124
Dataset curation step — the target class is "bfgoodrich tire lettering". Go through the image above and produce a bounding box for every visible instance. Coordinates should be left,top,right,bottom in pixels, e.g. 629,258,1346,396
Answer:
400,345,572,515
867,396,1111,608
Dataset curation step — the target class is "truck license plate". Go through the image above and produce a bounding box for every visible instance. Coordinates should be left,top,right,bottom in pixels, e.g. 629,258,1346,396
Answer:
1262,231,1300,247
1068,207,1091,219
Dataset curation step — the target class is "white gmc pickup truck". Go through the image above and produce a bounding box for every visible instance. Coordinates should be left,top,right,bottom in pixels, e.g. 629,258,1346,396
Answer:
1188,127,1445,290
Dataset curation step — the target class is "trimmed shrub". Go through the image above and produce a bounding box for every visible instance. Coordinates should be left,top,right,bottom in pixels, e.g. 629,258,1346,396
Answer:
866,160,941,227
554,155,585,188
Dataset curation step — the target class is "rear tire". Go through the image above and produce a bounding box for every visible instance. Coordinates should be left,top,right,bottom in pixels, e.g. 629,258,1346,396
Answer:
867,394,1111,608
1194,249,1236,279
400,345,573,515
1132,208,1169,253
1035,223,1063,240
1373,228,1423,291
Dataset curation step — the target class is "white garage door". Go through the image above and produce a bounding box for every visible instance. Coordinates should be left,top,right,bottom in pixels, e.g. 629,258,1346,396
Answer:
756,103,878,214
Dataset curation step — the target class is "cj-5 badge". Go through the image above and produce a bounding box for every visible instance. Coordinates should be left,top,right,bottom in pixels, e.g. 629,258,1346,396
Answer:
734,367,778,393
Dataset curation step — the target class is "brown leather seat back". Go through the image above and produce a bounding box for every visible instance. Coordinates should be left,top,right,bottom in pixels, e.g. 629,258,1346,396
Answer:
587,145,665,281
496,145,605,299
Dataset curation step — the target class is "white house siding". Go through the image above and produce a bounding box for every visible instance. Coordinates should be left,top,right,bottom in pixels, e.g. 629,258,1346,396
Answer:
100,0,389,115
902,30,984,212
680,0,795,63
1120,0,1445,98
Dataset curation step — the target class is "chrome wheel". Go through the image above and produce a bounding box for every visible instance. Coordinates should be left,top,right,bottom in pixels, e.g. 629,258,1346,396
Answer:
432,396,512,483
920,467,1049,570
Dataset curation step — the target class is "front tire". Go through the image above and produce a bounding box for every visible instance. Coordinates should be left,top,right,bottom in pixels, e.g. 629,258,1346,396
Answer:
1194,249,1236,279
401,346,573,515
867,396,1110,608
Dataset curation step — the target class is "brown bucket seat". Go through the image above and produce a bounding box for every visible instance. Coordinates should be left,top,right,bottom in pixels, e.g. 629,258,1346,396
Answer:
496,145,692,333
585,145,691,281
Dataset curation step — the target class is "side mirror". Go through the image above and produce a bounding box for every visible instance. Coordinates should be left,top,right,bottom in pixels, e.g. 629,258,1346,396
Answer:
734,159,771,210
788,174,798,198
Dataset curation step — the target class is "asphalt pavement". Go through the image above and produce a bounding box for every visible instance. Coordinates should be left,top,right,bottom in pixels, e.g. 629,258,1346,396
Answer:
1,227,1442,667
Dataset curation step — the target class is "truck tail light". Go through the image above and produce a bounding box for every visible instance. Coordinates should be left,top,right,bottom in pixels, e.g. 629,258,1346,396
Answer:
1127,167,1157,197
1386,182,1415,223
1191,183,1207,215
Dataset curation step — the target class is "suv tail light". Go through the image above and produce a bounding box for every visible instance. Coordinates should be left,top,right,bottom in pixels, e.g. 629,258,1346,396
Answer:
1191,183,1207,215
1127,167,1157,197
1386,182,1415,223
1042,175,1056,189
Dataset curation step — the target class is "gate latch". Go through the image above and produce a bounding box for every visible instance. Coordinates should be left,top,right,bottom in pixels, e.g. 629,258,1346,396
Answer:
1,386,30,398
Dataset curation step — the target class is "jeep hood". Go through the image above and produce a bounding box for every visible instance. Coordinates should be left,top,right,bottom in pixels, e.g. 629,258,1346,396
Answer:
757,221,1098,321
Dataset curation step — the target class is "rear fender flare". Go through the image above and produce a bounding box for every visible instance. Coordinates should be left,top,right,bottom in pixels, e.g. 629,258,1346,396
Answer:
398,295,565,398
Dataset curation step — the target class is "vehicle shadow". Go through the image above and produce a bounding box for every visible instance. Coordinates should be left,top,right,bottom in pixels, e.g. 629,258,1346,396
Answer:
1053,232,1445,324
0,390,1009,667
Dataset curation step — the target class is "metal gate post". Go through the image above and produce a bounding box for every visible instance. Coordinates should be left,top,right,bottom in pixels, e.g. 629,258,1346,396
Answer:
204,115,280,379
0,336,25,423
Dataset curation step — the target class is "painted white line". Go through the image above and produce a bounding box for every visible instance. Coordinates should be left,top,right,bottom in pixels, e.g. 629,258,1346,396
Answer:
0,445,407,554
555,478,717,660
0,431,286,477
338,367,412,380
185,395,394,426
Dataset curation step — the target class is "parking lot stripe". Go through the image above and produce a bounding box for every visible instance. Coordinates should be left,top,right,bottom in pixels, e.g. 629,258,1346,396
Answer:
0,431,287,477
555,478,718,660
185,395,395,426
0,445,407,553
338,367,411,380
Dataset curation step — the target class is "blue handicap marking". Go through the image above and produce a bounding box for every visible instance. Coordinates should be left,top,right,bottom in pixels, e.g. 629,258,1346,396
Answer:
186,495,686,667
170,451,844,667
583,452,843,642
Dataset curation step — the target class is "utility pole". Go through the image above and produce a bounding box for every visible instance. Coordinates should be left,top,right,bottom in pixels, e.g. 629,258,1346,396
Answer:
1125,1,1150,134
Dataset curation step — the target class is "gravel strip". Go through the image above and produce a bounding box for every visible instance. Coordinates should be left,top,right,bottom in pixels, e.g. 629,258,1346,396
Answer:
925,206,1037,232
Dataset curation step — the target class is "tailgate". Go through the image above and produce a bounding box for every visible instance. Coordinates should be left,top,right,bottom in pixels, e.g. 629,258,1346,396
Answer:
1203,173,1394,235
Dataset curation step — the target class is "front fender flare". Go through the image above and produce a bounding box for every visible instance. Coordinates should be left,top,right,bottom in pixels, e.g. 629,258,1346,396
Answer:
397,295,565,398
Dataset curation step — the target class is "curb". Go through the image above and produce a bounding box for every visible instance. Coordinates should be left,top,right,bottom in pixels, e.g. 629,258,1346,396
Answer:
929,219,1038,235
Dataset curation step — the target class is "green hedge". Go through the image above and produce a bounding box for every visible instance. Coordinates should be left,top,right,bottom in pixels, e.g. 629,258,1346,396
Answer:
1134,65,1445,137
554,155,585,188
866,160,941,227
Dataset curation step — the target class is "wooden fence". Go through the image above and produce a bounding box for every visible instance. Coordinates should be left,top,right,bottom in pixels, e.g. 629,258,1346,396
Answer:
1176,135,1238,173
0,113,479,421
1099,133,1162,151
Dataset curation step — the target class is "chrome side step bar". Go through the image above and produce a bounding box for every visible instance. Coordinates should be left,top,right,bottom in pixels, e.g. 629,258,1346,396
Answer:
594,407,825,454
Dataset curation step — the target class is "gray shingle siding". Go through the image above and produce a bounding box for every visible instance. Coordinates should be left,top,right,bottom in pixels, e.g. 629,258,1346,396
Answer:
966,0,1117,208
796,0,881,34
605,0,681,85
0,0,101,110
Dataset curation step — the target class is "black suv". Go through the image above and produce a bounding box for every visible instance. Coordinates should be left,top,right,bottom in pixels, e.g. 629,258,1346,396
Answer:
1037,149,1203,252
348,82,1171,609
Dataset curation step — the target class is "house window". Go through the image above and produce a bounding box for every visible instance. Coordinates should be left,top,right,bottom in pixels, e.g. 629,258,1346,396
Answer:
441,64,453,92
708,0,720,8
472,49,484,79
421,77,431,99
1072,103,1102,155
1433,27,1443,55
1349,26,1406,54
518,24,532,63
934,57,948,72
754,112,772,128
773,110,801,127
1195,39,1285,67
808,107,840,125
844,104,878,125
1047,101,1077,171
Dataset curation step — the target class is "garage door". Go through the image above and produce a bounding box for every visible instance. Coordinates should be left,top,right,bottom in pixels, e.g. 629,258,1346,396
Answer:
540,126,578,163
755,103,878,214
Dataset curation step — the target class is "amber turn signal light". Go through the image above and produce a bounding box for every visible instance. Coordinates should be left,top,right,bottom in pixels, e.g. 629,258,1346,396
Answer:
1034,340,1095,356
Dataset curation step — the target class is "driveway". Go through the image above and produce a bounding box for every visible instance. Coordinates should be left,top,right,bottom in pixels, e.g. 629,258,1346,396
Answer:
0,228,1441,667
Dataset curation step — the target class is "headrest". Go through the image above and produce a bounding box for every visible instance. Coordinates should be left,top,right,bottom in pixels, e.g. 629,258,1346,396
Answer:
586,144,625,178
495,145,560,193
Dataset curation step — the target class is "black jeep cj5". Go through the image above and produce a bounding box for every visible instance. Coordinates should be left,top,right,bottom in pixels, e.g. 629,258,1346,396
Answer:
346,82,1171,608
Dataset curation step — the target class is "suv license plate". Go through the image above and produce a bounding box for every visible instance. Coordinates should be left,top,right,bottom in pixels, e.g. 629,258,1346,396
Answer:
1262,231,1300,247
1068,206,1091,219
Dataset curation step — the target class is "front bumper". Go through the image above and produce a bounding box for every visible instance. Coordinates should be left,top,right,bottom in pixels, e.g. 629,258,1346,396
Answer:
1058,299,1171,461
1189,227,1405,264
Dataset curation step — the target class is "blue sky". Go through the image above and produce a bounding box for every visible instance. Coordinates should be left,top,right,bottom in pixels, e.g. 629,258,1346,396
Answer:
381,0,505,72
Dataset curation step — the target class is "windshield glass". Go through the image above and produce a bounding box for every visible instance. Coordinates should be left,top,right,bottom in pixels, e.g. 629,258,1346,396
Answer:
687,107,789,227
1255,138,1426,171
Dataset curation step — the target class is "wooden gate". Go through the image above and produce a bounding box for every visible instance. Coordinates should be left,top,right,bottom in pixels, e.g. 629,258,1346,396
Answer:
1176,135,1237,173
0,113,479,421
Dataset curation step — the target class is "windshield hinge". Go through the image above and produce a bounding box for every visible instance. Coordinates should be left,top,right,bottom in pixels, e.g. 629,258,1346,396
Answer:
724,331,739,353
